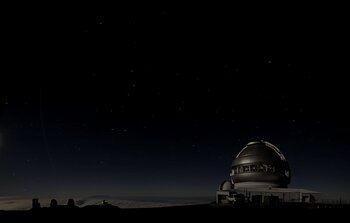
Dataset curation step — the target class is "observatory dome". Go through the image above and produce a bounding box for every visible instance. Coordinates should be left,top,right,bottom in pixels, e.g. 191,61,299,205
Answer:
219,180,233,191
231,141,291,189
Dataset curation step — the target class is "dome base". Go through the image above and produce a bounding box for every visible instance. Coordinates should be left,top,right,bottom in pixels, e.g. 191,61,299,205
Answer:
234,182,288,189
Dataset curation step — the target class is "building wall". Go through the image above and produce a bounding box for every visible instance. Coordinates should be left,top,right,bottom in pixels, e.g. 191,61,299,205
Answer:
217,189,318,204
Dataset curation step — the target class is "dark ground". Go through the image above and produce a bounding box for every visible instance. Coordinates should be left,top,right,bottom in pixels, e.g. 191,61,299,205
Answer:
1,204,349,222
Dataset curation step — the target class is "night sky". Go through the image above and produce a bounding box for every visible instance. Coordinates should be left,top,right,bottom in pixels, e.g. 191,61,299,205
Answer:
1,6,350,202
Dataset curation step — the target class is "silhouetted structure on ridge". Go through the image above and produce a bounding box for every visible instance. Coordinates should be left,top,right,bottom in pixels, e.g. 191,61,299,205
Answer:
30,198,80,209
67,199,77,208
50,199,58,208
32,198,41,209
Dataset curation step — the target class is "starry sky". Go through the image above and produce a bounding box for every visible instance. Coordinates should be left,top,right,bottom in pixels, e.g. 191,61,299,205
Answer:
1,6,350,202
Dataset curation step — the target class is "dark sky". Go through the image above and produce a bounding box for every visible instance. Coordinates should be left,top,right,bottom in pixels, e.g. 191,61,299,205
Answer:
1,6,349,201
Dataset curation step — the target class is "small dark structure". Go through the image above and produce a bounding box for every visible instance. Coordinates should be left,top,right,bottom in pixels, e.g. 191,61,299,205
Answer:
67,199,77,208
32,198,41,209
252,195,263,206
264,195,279,207
50,199,58,208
